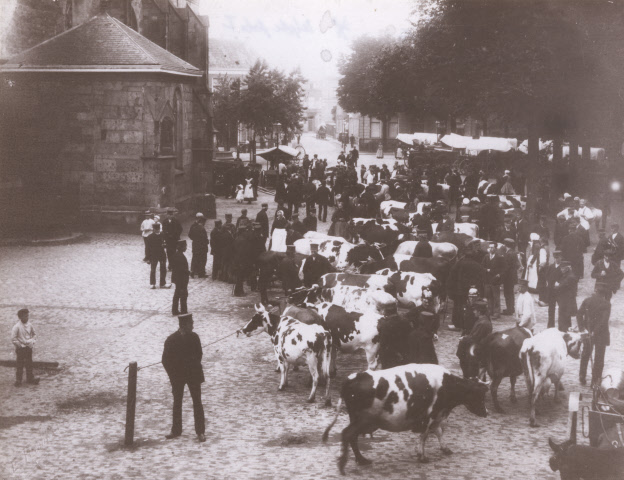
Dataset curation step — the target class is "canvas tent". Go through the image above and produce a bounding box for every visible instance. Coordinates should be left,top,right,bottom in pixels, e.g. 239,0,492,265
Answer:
257,145,300,167
441,133,518,155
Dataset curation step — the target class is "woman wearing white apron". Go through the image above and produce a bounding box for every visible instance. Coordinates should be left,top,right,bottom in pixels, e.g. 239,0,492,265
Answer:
525,233,547,293
243,178,254,203
376,142,384,159
270,210,288,252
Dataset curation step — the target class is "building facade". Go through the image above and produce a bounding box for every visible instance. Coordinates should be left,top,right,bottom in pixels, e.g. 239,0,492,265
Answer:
0,0,211,235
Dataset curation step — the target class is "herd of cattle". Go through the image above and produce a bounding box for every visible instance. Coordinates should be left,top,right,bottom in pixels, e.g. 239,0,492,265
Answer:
235,202,617,476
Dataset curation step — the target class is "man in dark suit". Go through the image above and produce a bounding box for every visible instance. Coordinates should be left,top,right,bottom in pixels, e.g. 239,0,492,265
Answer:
578,282,611,387
188,213,209,278
162,313,206,442
302,208,318,233
515,211,530,255
171,240,190,315
560,224,585,279
592,228,612,265
255,203,270,242
591,252,624,301
302,244,334,287
554,261,578,332
315,181,331,222
479,195,504,241
446,248,486,331
482,242,505,318
413,229,433,258
162,208,182,270
544,250,563,328
609,223,624,266
210,220,224,281
146,223,171,289
278,245,302,295
501,239,519,315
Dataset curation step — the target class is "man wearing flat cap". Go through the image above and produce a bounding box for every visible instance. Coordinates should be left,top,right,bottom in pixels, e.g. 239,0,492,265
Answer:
11,308,39,386
188,213,209,278
578,282,611,387
171,240,190,315
554,261,578,332
162,314,206,442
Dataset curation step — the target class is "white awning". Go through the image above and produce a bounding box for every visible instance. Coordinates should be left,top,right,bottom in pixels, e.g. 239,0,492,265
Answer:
441,134,518,155
396,134,416,145
412,132,439,145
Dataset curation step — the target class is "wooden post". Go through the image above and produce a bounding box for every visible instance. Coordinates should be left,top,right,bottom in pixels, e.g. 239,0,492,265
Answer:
125,361,137,446
567,392,581,444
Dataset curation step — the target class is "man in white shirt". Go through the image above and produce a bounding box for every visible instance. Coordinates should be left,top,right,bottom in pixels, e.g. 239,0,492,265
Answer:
515,279,536,332
11,308,39,386
140,212,156,263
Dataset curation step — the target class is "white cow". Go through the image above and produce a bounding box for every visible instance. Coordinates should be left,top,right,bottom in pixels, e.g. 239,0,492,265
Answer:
375,269,439,310
324,286,396,314
294,234,382,272
380,200,407,217
520,328,587,427
394,241,458,261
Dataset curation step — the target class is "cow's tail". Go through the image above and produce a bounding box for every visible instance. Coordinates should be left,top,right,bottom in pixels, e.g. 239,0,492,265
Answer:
520,342,534,398
322,398,343,442
320,333,332,405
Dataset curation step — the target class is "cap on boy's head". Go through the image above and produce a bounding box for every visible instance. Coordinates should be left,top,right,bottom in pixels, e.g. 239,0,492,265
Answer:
225,213,232,219
215,220,222,226
196,212,205,218
178,313,193,324
560,261,572,268
262,203,268,208
177,240,187,248
17,308,29,320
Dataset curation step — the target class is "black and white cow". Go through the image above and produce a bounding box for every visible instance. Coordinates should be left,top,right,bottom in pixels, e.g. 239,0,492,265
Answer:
294,234,383,272
315,302,383,371
237,304,332,404
375,270,440,310
350,218,409,250
520,328,587,427
322,364,489,474
288,284,397,314
394,241,458,261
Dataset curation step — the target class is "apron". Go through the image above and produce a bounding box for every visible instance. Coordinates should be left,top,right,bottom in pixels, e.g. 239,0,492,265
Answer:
270,228,287,252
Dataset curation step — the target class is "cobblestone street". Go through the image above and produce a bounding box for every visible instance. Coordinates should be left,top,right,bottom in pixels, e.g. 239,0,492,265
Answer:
1,194,623,480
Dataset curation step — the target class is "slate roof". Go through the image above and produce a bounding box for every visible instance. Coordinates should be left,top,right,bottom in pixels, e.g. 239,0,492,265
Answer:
0,14,202,76
209,38,258,72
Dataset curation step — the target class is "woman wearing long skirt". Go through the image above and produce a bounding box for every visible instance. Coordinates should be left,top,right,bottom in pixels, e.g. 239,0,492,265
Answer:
328,201,350,240
525,234,548,294
243,178,254,203
270,210,288,252
376,142,384,159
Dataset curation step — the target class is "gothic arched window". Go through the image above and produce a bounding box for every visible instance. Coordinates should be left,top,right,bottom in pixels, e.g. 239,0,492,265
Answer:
160,117,174,154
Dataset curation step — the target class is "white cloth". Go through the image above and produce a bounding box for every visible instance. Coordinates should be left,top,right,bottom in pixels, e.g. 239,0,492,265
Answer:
396,147,403,159
244,179,254,200
235,188,245,202
271,228,288,252
12,321,36,349
140,219,155,237
515,291,536,331
525,245,546,290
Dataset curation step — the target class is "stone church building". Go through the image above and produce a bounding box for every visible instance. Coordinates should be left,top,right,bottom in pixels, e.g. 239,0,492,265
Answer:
0,0,212,235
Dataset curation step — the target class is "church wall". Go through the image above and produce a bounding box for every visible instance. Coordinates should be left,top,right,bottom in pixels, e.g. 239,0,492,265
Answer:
0,73,205,232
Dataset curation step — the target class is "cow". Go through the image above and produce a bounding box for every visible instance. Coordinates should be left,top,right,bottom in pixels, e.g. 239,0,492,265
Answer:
374,270,440,310
548,437,624,479
315,303,383,371
520,328,587,427
350,218,409,250
380,200,407,217
456,314,493,379
237,304,332,404
318,272,394,292
394,241,458,261
469,326,533,413
322,364,489,474
432,222,479,238
288,284,397,314
294,236,383,272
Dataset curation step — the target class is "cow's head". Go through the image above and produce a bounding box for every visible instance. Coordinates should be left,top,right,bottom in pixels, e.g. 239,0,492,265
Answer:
464,378,489,417
563,329,589,359
238,304,275,337
548,438,574,472
456,337,481,379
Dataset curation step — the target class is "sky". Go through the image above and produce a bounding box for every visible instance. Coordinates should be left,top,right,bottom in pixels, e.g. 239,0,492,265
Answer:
199,0,416,84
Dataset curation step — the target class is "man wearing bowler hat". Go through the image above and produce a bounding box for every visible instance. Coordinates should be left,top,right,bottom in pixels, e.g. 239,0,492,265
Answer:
162,208,182,270
255,203,270,241
11,308,39,386
162,313,206,442
171,240,190,315
302,243,334,288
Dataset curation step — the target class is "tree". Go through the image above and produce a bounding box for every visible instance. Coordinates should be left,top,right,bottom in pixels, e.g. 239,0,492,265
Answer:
238,60,307,162
212,75,241,151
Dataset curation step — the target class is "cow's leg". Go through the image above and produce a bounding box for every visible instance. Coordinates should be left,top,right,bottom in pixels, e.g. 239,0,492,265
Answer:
490,376,505,413
553,379,561,404
278,361,287,390
307,353,319,403
365,344,380,370
529,378,542,427
339,420,372,474
433,423,452,455
510,376,518,404
418,428,431,463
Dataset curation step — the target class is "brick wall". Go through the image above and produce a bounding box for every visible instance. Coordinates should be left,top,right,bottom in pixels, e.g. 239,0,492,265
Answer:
0,73,206,231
